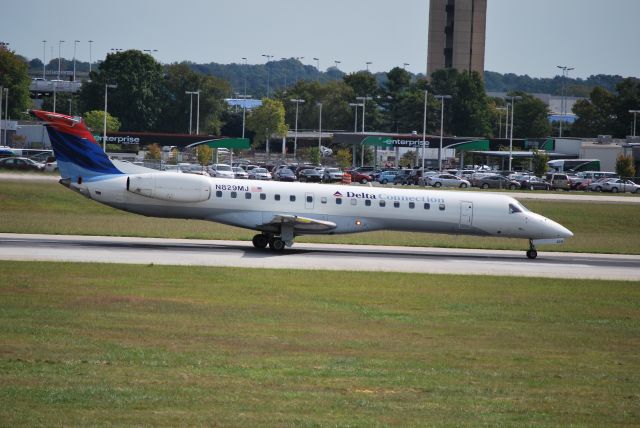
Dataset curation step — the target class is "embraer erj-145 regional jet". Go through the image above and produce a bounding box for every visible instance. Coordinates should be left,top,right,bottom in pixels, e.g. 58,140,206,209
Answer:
31,110,573,259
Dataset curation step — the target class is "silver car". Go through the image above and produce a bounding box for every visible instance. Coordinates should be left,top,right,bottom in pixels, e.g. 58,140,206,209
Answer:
323,167,343,182
248,167,272,180
601,179,640,193
232,166,249,179
427,174,470,188
207,163,234,179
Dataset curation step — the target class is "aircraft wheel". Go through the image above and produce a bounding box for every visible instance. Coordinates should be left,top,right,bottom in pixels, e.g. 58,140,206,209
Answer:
526,249,538,259
252,234,269,249
269,238,285,251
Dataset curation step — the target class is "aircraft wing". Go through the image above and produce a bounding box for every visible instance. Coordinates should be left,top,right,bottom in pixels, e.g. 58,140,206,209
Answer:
261,214,337,233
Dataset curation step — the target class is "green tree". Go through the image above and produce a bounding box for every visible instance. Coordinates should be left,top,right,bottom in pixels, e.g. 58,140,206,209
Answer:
335,148,352,169
83,110,121,133
196,145,213,166
158,63,231,135
531,149,549,177
510,92,552,138
571,87,616,137
246,98,288,150
401,150,418,168
146,143,161,160
0,45,32,119
78,50,165,131
616,153,636,178
307,147,321,165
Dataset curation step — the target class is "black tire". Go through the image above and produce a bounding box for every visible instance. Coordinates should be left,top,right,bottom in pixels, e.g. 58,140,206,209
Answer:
381,179,388,184
360,178,368,184
611,187,619,193
509,184,517,190
595,186,602,192
526,249,538,259
460,183,468,188
434,182,442,188
252,234,269,249
481,183,489,189
269,238,285,251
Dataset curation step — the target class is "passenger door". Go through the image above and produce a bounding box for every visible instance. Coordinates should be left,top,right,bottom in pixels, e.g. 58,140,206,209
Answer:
459,201,473,229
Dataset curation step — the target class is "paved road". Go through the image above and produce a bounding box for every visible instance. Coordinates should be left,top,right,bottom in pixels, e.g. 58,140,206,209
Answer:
1,233,638,281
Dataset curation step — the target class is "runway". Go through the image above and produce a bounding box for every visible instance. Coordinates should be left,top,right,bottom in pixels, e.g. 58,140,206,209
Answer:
1,233,638,281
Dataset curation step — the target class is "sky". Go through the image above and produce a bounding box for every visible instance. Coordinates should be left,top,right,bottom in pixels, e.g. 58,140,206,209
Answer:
2,0,639,79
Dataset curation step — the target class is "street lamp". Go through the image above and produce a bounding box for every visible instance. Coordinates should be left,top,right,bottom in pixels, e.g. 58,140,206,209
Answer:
58,40,65,80
403,62,410,69
365,61,372,72
290,98,305,159
317,102,323,156
506,95,522,171
88,40,93,75
348,103,362,132
1,88,7,146
630,110,640,137
334,60,341,69
435,94,452,171
52,81,57,112
313,57,320,81
42,40,46,80
421,90,428,173
496,107,507,138
185,90,200,134
261,54,273,97
242,57,248,138
73,40,80,81
103,84,117,151
557,65,574,137
143,49,158,55
355,96,373,133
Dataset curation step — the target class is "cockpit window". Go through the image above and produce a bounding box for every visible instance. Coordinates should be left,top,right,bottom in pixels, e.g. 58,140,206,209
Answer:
509,203,522,214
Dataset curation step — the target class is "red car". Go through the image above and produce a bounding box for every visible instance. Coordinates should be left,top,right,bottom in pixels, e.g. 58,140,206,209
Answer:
350,170,373,184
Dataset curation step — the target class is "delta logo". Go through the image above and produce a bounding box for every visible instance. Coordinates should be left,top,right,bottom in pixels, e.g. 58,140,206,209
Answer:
333,191,343,197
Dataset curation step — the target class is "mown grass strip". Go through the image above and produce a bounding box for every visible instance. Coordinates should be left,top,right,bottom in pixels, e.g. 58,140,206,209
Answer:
0,262,639,426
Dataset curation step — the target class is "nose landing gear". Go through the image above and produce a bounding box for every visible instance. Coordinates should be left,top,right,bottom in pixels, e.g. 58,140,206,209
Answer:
526,240,538,259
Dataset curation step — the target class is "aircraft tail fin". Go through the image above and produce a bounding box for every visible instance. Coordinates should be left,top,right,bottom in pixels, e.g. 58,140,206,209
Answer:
30,110,122,182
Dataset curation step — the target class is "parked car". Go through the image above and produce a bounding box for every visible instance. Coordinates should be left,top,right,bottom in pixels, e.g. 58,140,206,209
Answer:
232,166,249,179
601,179,640,193
163,164,184,173
350,170,373,184
573,171,618,190
520,176,551,190
393,169,413,185
475,175,520,190
207,163,234,178
546,173,577,190
377,170,398,184
274,168,296,181
44,159,58,173
248,167,272,180
588,178,617,192
427,173,471,188
298,168,323,182
322,167,343,183
184,164,210,176
0,157,44,171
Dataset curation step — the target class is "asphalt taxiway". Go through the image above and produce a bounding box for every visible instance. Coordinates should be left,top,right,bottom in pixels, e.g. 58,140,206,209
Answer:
1,233,638,281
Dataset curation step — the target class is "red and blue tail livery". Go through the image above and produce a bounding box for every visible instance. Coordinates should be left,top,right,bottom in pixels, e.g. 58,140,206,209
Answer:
30,110,122,182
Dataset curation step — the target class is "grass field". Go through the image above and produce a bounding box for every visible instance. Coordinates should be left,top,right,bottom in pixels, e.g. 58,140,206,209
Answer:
1,262,639,426
1,179,639,254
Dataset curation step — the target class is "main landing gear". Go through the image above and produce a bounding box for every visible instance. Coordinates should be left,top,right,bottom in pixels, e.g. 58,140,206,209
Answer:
526,240,538,259
252,233,289,251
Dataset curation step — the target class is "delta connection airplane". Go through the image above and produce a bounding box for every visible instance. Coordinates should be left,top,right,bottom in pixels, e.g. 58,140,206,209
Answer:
31,110,573,259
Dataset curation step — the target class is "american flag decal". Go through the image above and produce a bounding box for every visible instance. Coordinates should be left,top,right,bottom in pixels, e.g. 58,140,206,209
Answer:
251,186,263,192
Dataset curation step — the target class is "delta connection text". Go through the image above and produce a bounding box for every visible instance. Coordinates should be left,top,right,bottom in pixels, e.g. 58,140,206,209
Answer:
337,190,445,203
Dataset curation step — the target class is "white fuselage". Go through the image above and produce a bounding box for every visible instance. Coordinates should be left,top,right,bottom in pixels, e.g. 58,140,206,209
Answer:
74,173,573,243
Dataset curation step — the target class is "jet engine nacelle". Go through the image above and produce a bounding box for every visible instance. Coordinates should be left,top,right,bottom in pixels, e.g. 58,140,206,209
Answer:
126,172,211,203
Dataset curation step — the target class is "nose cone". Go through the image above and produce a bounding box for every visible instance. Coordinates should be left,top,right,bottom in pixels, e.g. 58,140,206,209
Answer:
554,222,574,239
544,216,573,239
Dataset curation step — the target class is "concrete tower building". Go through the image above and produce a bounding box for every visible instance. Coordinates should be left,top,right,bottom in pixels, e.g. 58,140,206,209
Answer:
427,0,487,77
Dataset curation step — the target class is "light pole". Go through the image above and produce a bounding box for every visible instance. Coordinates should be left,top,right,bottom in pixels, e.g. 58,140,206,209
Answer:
356,96,372,133
435,94,452,171
497,107,507,138
42,40,46,79
242,57,248,138
349,103,362,132
0,86,3,147
630,110,640,137
403,62,410,70
504,103,510,139
334,60,340,69
103,84,117,151
557,65,574,137
290,98,305,160
88,40,93,75
294,56,304,85
143,49,158,56
58,40,65,80
421,90,428,173
52,81,57,112
73,40,80,81
313,57,320,81
261,54,273,97
506,95,522,171
185,90,200,134
1,88,7,146
365,61,372,72
317,102,323,156
280,57,288,90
